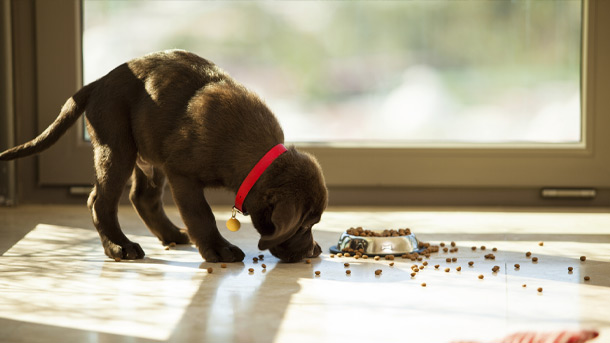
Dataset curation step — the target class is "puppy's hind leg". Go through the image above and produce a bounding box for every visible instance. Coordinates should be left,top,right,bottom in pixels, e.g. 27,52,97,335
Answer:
129,165,190,246
88,142,144,260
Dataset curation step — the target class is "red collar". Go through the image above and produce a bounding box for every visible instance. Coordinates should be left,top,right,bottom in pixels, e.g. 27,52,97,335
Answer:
234,144,287,215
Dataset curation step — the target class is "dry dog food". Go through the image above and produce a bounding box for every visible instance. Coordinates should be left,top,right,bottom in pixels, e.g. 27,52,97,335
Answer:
421,283,427,287
580,256,587,261
374,256,381,261
411,272,416,277
305,259,311,264
480,246,486,250
330,254,335,258
492,266,500,272
344,263,350,267
568,266,574,272
537,287,543,293
389,262,395,267
468,261,474,266
207,267,213,273
539,242,544,246
514,264,520,268
526,251,532,257
346,227,411,237
248,268,254,273
314,271,321,276
258,254,264,260
522,284,527,288
253,257,259,262
478,274,484,279
452,257,457,262
471,246,477,251
492,247,498,252
446,258,452,263
114,257,121,262
385,255,395,260
261,264,267,269
584,276,590,281
435,264,440,269
375,269,383,275
444,268,450,272
484,254,496,260
456,266,462,271
532,257,539,262
221,264,227,268
451,241,456,247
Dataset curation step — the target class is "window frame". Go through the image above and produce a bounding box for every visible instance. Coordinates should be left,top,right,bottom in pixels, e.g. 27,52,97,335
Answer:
23,0,610,204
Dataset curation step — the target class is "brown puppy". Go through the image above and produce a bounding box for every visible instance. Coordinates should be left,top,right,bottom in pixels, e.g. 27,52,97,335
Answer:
0,50,327,263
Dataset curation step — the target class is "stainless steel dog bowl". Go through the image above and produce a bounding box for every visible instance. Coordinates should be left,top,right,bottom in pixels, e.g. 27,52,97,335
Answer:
329,231,422,256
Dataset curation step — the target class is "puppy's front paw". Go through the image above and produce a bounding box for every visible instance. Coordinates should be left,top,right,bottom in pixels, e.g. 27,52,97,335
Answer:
103,240,145,260
199,243,245,263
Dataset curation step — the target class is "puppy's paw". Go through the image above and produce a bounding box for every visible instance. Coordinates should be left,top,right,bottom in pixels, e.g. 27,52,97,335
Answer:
199,243,245,263
104,240,145,260
161,228,191,246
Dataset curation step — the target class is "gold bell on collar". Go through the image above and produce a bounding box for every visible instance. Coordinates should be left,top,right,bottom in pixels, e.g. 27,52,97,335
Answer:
226,207,241,232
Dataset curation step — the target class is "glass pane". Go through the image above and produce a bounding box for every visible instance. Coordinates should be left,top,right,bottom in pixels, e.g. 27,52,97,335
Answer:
83,0,581,145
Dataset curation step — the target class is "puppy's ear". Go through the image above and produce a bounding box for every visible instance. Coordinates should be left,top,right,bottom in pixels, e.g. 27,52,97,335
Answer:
258,201,301,251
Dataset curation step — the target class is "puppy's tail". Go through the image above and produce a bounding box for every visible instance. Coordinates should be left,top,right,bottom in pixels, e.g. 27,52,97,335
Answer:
0,81,97,161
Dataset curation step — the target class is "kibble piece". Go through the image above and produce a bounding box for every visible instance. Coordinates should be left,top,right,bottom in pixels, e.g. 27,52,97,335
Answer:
389,262,395,267
450,241,456,247
207,267,213,273
354,255,360,260
344,253,351,257
568,266,573,272
532,257,538,262
422,261,428,266
337,253,343,257
538,242,544,246
584,276,590,281
492,266,500,272
413,267,420,272
164,246,170,250
261,264,267,269
468,261,474,266
258,254,264,260
114,257,121,262
526,251,532,257
248,268,254,273
253,257,259,262
471,246,477,251
522,284,527,288
169,242,176,247
580,256,587,261
221,264,227,268
363,255,369,259
374,256,380,261
456,266,462,271
446,258,452,263
537,287,543,293
478,274,484,279
421,283,427,287
410,272,416,277
440,242,446,247
344,262,350,267
346,270,351,275
480,246,486,250
451,257,457,262
514,264,520,269
305,259,311,264
330,254,335,258
315,270,321,276
492,247,497,252
444,268,450,272
434,264,440,269
375,269,382,276
443,247,449,253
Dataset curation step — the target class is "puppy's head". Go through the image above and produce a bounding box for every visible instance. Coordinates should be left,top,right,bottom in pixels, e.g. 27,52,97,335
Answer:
247,147,327,262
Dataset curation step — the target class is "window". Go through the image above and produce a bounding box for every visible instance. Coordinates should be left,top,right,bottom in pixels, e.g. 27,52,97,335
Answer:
83,1,581,145
20,0,610,205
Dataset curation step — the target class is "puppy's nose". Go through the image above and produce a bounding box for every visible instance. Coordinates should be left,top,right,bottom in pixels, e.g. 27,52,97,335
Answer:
308,242,322,258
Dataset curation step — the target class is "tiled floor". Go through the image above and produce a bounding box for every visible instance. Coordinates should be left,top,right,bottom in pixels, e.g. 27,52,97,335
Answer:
0,205,609,343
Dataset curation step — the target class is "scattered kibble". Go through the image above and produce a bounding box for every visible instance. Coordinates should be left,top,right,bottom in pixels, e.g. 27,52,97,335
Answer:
452,257,457,262
337,253,343,257
478,274,484,279
451,241,456,247
346,270,351,275
330,254,335,258
537,287,543,293
580,256,587,262
305,259,311,264
221,264,227,268
522,284,527,288
568,266,573,272
411,272,416,277
253,257,259,262
248,268,254,273
532,257,539,262
480,246,486,250
492,247,497,252
389,262,395,267
456,266,462,271
421,283,427,287
443,247,449,253
514,264,520,269
114,257,121,262
584,276,590,281
374,256,380,261
471,246,477,251
434,264,440,269
538,242,544,246
344,263,350,267
440,242,446,247
258,254,264,260
344,253,351,257
526,251,532,257
468,261,474,266
164,246,170,250
363,255,369,259
169,242,176,247
375,269,382,276
207,267,213,273
446,258,452,263
492,266,500,272
444,268,450,272
261,264,267,269
315,270,321,276
422,261,428,266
